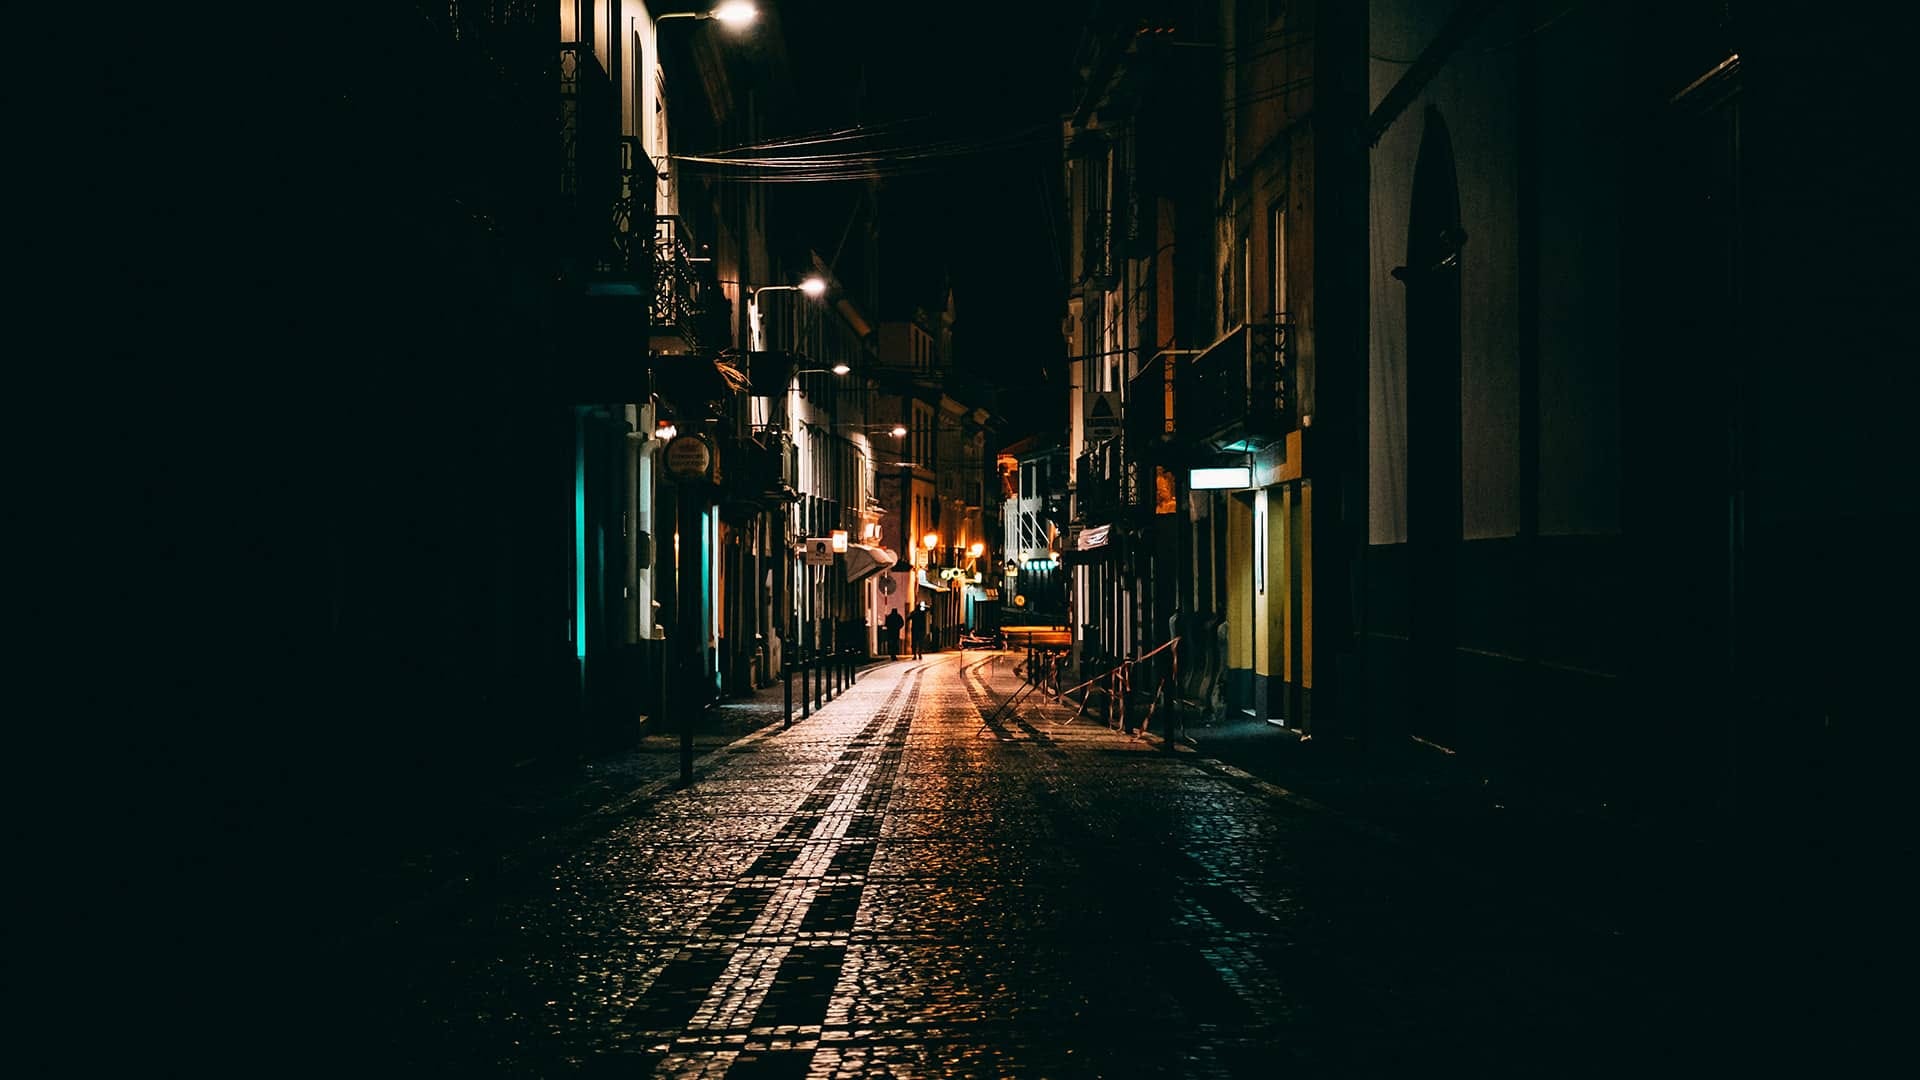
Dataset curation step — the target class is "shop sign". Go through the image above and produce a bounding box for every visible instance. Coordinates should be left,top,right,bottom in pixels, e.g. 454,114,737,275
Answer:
665,434,713,479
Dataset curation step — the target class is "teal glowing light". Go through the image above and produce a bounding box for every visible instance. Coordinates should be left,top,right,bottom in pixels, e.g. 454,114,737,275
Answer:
574,421,588,662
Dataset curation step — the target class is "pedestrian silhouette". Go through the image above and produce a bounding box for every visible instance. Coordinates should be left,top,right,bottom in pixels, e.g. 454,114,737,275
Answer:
907,603,928,659
883,607,904,660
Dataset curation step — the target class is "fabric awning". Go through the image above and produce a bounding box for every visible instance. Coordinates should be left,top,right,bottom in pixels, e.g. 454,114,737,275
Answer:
1061,524,1116,566
845,544,896,584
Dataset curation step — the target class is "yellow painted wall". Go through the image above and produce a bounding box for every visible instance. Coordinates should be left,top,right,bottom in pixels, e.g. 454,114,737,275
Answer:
1226,496,1252,670
1259,488,1290,680
1276,485,1293,684
1253,490,1270,678
1302,480,1314,689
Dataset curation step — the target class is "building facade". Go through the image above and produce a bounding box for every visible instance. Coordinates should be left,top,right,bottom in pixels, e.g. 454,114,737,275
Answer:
1056,0,1904,838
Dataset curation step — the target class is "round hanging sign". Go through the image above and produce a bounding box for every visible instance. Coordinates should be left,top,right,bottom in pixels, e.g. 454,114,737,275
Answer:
665,434,713,479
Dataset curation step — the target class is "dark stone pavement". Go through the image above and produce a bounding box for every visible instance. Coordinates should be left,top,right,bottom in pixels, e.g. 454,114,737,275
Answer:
313,652,1815,1076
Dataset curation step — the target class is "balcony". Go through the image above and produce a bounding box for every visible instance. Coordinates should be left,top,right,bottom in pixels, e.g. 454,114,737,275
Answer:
749,428,800,505
595,137,653,281
1124,349,1178,459
715,429,798,521
651,216,727,352
560,43,617,274
1075,444,1123,525
1179,317,1291,452
1080,208,1118,286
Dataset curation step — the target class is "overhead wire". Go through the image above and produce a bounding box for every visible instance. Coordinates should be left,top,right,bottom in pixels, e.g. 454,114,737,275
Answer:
672,119,1057,182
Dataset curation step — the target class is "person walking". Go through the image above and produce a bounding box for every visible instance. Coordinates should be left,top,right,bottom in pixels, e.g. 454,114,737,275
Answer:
906,602,928,659
882,607,904,660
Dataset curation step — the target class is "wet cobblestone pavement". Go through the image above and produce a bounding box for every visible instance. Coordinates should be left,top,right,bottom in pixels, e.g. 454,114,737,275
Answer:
344,653,1724,1077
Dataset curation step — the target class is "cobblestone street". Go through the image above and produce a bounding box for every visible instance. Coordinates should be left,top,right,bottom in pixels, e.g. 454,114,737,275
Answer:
342,652,1729,1077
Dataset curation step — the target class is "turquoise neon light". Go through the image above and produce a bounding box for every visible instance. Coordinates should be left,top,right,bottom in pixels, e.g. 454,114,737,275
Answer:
574,420,588,662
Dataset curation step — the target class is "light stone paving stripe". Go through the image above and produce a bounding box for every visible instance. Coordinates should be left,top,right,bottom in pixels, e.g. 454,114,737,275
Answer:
652,667,925,1057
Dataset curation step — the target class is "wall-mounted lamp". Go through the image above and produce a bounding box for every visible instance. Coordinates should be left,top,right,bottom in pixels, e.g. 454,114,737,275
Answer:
657,2,758,27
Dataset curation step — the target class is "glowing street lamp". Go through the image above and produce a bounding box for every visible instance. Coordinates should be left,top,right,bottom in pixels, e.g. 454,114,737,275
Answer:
657,2,758,26
889,425,907,437
968,542,985,560
749,276,827,306
923,533,940,551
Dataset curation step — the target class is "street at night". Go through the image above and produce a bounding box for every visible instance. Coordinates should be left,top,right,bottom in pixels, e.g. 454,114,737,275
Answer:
86,0,1908,1075
343,655,1732,1076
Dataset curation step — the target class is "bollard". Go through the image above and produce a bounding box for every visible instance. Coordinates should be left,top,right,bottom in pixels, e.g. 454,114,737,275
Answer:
784,652,793,729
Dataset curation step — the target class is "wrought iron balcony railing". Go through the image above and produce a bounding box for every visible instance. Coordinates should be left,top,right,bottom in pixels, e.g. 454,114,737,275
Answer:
1179,316,1291,451
1080,208,1118,286
597,136,654,280
1075,444,1123,523
652,215,712,349
560,43,617,264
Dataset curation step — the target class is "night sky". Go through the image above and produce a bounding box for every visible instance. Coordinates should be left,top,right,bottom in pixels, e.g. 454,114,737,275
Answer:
775,0,1078,438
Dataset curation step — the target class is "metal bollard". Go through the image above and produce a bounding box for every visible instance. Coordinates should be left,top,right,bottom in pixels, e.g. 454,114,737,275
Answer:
784,653,793,729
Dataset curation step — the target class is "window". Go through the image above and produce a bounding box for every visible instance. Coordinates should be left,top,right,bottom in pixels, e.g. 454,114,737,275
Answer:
1269,202,1288,318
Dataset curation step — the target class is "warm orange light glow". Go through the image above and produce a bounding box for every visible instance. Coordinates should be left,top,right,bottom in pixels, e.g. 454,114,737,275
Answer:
799,275,827,298
968,542,985,559
889,425,907,437
923,533,940,550
830,530,849,552
711,1,758,25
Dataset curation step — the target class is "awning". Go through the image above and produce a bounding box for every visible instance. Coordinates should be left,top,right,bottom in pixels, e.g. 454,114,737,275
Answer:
1061,524,1116,566
845,544,896,584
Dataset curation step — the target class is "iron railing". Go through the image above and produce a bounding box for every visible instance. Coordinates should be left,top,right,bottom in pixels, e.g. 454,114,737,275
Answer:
1076,443,1123,523
598,136,654,279
559,43,616,255
1081,208,1118,285
1180,316,1291,450
652,214,706,346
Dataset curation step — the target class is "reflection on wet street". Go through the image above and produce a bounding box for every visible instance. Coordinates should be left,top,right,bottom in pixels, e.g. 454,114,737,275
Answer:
357,653,1681,1076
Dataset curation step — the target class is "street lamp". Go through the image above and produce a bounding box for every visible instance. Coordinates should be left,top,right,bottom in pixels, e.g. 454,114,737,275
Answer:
656,2,758,26
749,276,831,354
749,276,827,304
968,542,985,560
924,533,940,552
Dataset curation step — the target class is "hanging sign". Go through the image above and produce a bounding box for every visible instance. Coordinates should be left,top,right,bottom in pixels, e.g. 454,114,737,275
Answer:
665,434,713,479
803,537,835,566
1084,390,1122,443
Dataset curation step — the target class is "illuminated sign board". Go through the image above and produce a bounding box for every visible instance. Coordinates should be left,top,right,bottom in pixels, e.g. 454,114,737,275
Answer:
1189,466,1252,490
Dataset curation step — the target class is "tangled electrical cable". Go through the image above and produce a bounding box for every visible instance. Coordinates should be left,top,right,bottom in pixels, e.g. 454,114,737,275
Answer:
671,118,1057,182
